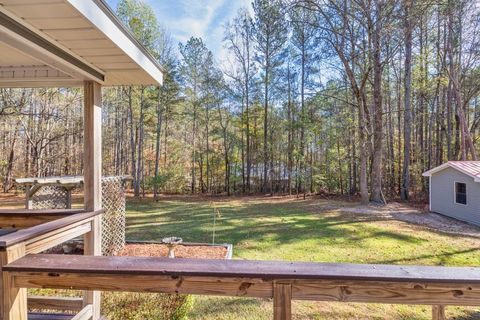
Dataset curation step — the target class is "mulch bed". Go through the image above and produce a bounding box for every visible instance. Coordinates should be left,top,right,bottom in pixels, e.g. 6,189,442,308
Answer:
46,242,228,259
118,243,227,259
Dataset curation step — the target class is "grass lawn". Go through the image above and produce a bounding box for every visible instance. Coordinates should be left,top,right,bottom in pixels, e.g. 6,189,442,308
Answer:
126,195,480,320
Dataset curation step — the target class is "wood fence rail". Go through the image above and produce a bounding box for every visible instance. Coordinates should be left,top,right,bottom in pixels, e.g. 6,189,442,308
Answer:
4,254,480,320
0,210,103,248
0,209,85,229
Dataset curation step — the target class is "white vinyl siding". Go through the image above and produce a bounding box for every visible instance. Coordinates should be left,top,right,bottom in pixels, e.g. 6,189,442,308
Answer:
430,167,480,226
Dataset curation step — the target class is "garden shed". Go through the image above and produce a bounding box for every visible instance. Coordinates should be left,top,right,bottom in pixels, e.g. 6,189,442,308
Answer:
423,161,480,226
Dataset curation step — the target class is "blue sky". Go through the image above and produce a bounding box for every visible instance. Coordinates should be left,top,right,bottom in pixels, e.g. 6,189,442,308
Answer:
106,0,252,62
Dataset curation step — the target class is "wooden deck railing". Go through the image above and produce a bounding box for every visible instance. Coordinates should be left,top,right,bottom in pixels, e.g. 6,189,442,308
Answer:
1,209,480,320
3,254,480,320
0,209,103,320
0,209,85,229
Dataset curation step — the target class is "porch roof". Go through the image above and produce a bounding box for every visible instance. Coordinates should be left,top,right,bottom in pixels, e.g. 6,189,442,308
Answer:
0,0,163,87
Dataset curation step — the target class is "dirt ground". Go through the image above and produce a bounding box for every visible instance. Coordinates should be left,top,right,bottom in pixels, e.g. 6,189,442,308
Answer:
118,243,228,259
0,192,26,208
47,242,228,259
336,201,480,238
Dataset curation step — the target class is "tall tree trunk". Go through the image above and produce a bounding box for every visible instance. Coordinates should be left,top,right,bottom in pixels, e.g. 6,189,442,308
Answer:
135,87,145,197
154,88,163,200
447,1,477,160
240,98,246,193
299,35,306,194
163,106,169,168
205,104,210,193
191,107,197,194
370,1,384,204
246,77,251,193
3,126,18,192
358,94,369,204
287,66,293,195
401,0,412,201
221,121,230,196
191,83,198,194
127,87,138,197
263,52,269,193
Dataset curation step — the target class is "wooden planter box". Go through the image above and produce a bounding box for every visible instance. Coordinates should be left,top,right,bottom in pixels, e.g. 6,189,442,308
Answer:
126,240,233,260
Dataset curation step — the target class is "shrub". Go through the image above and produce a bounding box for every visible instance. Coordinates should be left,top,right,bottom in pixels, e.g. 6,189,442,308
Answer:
147,173,173,192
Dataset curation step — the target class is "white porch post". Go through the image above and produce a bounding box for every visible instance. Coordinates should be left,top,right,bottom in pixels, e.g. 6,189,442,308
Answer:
83,80,102,319
84,80,102,211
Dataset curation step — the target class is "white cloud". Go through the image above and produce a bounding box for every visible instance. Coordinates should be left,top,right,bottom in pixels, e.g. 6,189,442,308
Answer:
209,0,252,64
149,0,225,43
146,0,252,60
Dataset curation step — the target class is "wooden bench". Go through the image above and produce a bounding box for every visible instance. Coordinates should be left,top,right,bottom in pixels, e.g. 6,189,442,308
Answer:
4,254,480,320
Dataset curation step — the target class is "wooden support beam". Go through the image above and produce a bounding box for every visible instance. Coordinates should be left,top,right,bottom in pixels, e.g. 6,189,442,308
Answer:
83,80,102,212
25,222,91,255
28,296,84,311
72,304,93,320
1,243,27,320
0,66,72,83
24,185,41,210
15,176,84,186
432,305,445,320
273,283,291,320
25,190,31,210
83,80,102,320
65,188,72,209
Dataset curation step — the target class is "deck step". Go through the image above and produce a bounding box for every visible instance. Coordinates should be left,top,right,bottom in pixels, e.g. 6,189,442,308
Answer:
28,312,74,320
28,312,107,320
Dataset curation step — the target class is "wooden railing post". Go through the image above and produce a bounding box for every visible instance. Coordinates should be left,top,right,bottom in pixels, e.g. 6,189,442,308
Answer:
83,216,101,319
1,243,27,320
432,305,445,320
273,283,292,320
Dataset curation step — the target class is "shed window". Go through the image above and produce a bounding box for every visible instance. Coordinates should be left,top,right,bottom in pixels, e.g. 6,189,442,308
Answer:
455,182,467,205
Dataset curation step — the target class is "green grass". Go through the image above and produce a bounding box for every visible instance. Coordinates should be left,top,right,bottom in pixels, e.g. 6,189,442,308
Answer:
126,196,480,319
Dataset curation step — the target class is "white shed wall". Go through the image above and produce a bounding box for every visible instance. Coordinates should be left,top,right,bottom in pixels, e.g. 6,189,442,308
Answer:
430,166,480,226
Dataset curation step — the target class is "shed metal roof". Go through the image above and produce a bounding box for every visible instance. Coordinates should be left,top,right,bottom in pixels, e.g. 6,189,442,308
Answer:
422,161,480,182
0,0,163,87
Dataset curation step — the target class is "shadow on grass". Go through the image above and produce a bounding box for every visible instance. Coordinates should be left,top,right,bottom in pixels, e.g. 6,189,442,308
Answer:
375,247,480,265
123,198,480,265
126,204,414,248
453,311,480,320
189,297,268,318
